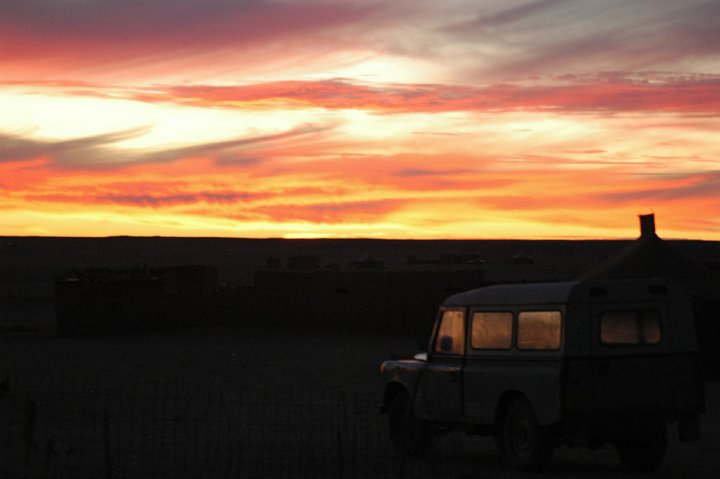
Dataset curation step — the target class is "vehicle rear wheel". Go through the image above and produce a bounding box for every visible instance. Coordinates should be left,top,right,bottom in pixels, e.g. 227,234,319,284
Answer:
501,398,553,471
388,390,428,456
615,419,667,472
494,430,505,454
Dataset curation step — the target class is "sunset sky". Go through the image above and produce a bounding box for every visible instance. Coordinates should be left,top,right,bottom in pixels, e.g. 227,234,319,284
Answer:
1,0,719,239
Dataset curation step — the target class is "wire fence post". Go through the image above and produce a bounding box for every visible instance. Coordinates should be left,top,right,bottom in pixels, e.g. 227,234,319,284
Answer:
103,411,113,479
23,398,37,471
337,389,347,479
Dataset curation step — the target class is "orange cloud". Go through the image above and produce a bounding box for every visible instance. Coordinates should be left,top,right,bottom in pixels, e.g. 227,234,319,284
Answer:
2,146,717,239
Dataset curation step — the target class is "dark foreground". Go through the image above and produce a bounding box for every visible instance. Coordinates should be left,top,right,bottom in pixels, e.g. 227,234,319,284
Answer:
1,326,719,478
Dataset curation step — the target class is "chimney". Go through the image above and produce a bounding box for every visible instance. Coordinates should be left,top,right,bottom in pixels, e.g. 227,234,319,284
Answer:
639,213,656,238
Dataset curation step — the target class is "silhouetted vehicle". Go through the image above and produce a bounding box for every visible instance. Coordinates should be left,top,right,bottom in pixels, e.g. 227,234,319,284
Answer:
380,279,705,471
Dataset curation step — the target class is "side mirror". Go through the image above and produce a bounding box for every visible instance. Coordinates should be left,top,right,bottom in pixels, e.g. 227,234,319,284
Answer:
440,335,454,353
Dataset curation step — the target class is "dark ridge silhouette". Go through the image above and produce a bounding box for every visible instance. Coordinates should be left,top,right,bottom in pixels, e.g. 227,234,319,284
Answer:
2,229,719,339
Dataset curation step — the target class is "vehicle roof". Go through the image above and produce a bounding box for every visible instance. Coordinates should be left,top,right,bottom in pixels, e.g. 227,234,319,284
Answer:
443,281,579,307
442,278,689,308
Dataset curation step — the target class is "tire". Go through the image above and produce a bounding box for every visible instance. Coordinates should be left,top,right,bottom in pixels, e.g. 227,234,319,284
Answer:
494,430,506,454
501,398,553,471
615,420,667,472
387,390,428,456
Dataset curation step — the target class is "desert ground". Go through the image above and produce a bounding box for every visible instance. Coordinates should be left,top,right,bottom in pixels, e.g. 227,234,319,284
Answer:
1,325,719,478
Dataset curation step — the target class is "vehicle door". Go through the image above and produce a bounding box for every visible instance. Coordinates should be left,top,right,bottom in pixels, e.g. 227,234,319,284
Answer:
590,302,673,411
463,310,515,424
421,308,466,423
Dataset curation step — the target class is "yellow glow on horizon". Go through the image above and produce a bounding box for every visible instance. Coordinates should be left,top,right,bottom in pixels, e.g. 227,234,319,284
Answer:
2,201,718,241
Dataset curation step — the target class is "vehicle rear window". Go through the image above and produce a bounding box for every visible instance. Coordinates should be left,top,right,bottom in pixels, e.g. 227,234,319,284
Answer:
517,311,562,350
434,310,465,355
601,310,661,345
471,312,513,350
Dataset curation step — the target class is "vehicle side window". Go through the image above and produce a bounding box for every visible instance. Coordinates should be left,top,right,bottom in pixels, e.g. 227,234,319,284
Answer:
517,311,562,350
471,312,513,350
601,310,661,345
434,310,465,355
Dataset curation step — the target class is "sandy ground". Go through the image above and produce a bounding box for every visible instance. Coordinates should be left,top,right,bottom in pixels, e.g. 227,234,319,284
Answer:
0,326,718,478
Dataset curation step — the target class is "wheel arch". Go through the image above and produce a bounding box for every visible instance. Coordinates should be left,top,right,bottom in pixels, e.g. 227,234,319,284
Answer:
494,390,529,428
383,381,409,407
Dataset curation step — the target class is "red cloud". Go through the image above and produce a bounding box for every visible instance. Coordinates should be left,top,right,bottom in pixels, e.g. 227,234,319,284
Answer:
112,75,720,114
13,74,717,114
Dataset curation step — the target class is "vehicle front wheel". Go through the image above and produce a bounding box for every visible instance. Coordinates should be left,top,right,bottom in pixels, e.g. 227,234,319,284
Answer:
614,419,667,472
501,398,553,471
387,390,428,456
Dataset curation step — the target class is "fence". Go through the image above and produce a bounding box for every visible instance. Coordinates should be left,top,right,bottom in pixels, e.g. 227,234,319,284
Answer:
0,376,488,479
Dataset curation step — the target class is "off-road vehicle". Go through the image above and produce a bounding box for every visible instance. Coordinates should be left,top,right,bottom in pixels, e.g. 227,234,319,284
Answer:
380,279,705,471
